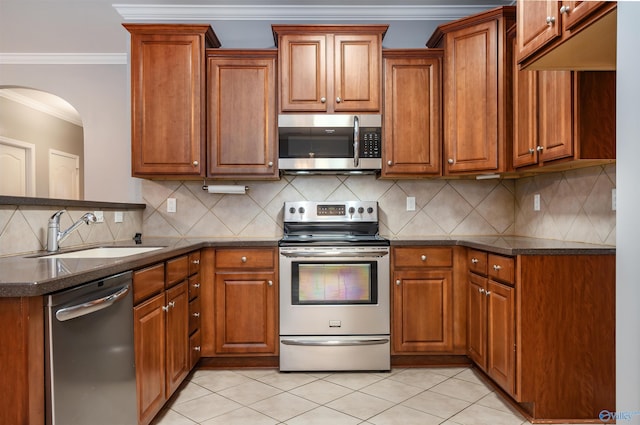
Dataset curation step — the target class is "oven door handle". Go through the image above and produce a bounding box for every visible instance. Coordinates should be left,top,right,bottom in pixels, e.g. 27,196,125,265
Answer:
280,251,388,258
281,338,389,347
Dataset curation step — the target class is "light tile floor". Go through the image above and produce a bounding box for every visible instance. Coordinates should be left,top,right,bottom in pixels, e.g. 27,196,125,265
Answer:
151,367,583,425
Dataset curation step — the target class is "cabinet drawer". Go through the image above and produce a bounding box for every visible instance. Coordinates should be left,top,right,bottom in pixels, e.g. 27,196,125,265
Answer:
166,255,189,288
468,249,488,275
215,248,275,269
188,275,201,301
393,247,453,268
189,329,201,370
488,254,515,285
133,263,165,305
188,251,201,276
189,297,201,335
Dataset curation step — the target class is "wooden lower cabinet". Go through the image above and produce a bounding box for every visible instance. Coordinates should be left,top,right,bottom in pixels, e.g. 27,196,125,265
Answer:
391,246,466,356
164,282,189,396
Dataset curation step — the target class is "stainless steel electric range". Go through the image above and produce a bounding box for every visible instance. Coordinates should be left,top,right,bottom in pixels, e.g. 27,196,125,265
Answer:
278,200,390,372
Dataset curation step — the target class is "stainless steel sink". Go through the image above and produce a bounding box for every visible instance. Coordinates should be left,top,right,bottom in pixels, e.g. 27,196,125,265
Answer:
38,247,164,259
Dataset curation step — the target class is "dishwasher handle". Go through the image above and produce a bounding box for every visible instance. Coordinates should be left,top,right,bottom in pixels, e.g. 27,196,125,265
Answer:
55,285,130,322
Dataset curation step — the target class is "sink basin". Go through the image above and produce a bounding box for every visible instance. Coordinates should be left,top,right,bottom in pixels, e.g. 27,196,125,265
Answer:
40,247,164,259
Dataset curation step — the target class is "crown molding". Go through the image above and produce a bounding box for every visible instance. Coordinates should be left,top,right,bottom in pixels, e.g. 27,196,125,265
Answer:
0,89,83,126
113,4,502,21
0,53,127,65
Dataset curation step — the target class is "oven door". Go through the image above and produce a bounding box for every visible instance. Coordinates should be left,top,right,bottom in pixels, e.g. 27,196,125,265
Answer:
279,246,390,336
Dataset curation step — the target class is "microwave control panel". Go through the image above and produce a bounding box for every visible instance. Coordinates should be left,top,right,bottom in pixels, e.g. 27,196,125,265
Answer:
360,128,382,158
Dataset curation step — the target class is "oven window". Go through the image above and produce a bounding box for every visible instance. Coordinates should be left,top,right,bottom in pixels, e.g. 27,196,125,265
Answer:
291,262,378,305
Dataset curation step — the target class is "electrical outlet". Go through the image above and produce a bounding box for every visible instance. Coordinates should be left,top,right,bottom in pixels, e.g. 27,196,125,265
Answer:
93,211,104,223
114,211,124,223
612,188,616,211
533,194,541,212
167,198,177,213
406,196,416,211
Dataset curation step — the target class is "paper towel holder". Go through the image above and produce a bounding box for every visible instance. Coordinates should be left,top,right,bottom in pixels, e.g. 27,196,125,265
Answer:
202,180,249,194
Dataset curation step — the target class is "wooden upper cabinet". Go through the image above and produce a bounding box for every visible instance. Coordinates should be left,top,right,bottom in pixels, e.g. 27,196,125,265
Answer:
516,1,616,70
382,49,442,177
273,25,387,113
427,7,515,175
206,50,278,179
124,24,220,177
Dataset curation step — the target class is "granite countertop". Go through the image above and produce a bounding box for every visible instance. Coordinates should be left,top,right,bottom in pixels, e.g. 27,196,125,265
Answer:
0,236,614,297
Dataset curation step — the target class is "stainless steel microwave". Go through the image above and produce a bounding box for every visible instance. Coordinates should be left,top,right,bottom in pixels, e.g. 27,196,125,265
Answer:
278,114,382,174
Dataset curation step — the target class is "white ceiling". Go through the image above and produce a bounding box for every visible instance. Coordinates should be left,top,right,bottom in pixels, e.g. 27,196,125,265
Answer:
0,0,514,53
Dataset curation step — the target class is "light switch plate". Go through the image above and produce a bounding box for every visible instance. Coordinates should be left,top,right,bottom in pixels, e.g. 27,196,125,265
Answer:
533,194,541,211
93,211,104,223
167,198,177,213
114,211,124,223
406,196,416,211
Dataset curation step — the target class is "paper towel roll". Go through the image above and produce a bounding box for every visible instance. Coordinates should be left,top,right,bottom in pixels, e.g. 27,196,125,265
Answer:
206,185,247,194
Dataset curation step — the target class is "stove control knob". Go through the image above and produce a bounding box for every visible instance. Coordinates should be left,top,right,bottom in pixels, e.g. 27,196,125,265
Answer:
358,207,364,214
289,207,296,214
367,207,374,214
348,207,355,214
298,207,305,214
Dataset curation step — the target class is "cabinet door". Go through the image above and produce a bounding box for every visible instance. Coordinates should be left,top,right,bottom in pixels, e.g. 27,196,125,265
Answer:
538,71,573,162
562,1,607,31
486,280,515,394
279,34,327,112
382,52,442,176
512,39,539,169
443,20,498,173
333,34,381,112
393,270,453,353
215,272,277,354
165,281,189,397
134,293,166,425
467,273,487,368
517,0,561,63
207,51,278,178
126,25,212,177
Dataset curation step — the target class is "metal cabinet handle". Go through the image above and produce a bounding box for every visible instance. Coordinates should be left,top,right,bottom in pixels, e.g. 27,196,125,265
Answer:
192,283,200,289
528,148,535,154
471,258,479,264
560,5,570,14
336,97,342,103
192,259,200,265
536,146,544,152
268,280,273,286
193,346,201,352
485,290,491,296
420,255,427,262
387,160,392,166
395,280,401,286
448,158,454,164
268,161,273,167
162,305,169,312
241,256,247,263
192,312,200,318
320,97,326,103
192,160,199,166
546,16,556,25
168,301,175,308
478,288,485,294
493,264,502,271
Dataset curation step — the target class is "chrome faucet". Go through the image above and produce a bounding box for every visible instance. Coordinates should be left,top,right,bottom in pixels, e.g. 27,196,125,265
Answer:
47,210,97,252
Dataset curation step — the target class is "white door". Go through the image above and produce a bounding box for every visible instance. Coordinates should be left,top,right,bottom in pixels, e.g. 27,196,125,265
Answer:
49,149,80,200
0,137,35,196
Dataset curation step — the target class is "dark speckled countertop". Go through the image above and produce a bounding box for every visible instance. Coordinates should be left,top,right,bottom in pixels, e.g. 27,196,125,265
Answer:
0,236,614,297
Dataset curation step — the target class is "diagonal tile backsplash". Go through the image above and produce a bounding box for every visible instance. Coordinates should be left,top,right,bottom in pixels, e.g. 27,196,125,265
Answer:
0,164,616,258
139,164,616,245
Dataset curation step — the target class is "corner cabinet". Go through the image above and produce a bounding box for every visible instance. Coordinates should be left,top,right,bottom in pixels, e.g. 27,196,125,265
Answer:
391,247,466,355
382,49,443,177
206,50,279,179
427,7,515,176
124,24,220,178
516,1,616,70
273,25,387,113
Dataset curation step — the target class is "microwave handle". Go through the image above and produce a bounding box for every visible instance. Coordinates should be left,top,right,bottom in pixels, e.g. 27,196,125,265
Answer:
353,115,360,167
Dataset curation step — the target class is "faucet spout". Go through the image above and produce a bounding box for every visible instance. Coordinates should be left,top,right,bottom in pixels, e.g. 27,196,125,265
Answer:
47,211,97,252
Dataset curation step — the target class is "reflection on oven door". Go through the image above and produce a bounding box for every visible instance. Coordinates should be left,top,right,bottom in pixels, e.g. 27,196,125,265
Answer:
279,335,390,372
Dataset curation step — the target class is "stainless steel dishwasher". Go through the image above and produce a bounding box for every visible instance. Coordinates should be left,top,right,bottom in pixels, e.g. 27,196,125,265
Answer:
45,271,137,425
